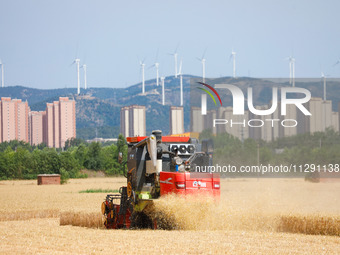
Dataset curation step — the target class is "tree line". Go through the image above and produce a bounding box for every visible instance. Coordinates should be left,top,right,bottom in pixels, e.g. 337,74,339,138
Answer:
0,135,128,182
1,129,339,181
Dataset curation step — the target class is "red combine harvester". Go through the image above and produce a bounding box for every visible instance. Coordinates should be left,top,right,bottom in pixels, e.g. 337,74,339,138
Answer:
101,130,220,229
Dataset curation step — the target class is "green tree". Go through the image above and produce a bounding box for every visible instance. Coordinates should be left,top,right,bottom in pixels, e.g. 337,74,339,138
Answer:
101,145,120,175
59,151,80,177
2,147,16,178
85,142,102,170
74,143,88,169
13,147,30,178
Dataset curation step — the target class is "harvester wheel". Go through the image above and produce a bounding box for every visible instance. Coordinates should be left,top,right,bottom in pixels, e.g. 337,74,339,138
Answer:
101,202,106,215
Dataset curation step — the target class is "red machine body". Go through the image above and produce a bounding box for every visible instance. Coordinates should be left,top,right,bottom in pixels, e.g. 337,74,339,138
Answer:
159,172,220,197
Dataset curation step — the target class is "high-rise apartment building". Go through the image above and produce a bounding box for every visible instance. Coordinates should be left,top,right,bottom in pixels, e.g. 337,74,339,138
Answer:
170,106,184,135
219,107,249,141
190,107,204,133
0,97,29,143
58,97,76,148
248,105,272,142
298,98,333,134
120,105,146,137
30,111,45,146
120,106,129,138
1,97,16,142
44,103,54,148
15,99,29,142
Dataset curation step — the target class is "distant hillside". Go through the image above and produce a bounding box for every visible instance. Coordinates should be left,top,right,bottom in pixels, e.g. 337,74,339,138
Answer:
0,86,76,105
1,76,339,139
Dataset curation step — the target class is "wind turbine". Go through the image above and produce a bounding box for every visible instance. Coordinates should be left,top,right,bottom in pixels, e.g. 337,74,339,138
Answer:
71,58,81,95
161,76,165,105
286,56,295,87
197,50,206,83
321,72,330,101
230,50,236,78
0,60,4,88
81,64,87,90
177,59,183,106
149,62,159,86
169,45,179,78
139,58,146,94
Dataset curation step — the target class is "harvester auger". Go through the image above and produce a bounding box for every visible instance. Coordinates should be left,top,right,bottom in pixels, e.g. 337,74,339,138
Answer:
101,130,220,229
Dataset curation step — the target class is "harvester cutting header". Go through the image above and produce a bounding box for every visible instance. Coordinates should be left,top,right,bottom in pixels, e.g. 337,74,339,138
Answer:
101,130,220,229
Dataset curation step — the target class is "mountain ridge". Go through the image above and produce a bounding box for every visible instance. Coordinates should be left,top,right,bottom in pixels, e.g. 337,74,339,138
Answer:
0,76,339,139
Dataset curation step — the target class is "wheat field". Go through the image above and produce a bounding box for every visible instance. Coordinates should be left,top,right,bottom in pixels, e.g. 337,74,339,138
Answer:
0,177,339,254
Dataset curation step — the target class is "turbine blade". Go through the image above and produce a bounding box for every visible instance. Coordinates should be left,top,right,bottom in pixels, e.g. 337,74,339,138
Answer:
148,64,155,70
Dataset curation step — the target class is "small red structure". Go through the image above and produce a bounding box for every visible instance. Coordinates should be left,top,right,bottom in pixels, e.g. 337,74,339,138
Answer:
37,174,61,185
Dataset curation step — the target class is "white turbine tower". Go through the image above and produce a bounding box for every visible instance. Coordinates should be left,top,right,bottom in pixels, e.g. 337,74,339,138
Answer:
161,76,165,105
230,50,236,78
0,60,4,88
177,60,183,106
140,59,146,94
71,58,81,95
155,63,159,86
81,64,87,90
174,53,178,78
286,56,295,87
197,51,206,83
201,58,206,83
169,45,179,78
321,72,330,101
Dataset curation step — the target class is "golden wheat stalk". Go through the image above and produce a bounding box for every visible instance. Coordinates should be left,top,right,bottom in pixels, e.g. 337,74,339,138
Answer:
278,215,340,236
0,210,59,221
60,211,104,229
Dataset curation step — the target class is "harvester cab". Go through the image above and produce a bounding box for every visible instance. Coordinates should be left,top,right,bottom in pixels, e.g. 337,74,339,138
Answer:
102,130,220,229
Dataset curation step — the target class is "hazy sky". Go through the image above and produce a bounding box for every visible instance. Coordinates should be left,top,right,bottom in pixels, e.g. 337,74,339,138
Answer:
0,0,340,89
